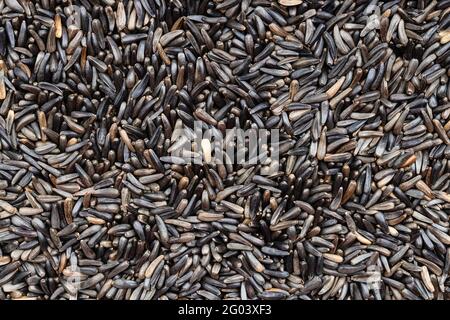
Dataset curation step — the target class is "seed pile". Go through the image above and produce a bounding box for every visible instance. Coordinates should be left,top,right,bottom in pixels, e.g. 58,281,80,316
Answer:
1,0,450,300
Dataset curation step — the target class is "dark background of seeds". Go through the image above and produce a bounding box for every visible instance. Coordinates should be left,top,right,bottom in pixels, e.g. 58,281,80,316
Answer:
0,0,450,300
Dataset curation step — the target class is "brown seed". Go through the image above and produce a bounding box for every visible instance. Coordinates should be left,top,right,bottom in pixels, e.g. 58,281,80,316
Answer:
54,14,62,38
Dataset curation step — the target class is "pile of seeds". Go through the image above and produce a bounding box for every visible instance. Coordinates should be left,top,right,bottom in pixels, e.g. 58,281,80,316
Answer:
1,0,450,300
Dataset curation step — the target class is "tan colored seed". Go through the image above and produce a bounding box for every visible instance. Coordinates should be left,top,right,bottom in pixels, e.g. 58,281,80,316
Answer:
201,139,212,163
323,253,343,263
0,73,5,100
416,180,433,198
118,127,136,152
354,231,372,245
342,180,357,204
67,137,79,147
0,60,6,72
63,198,73,224
55,14,62,38
326,76,345,99
37,111,47,142
421,266,435,292
0,256,11,266
86,216,106,225
157,43,171,65
279,0,302,6
439,30,450,44
330,87,352,109
289,80,299,100
18,207,43,216
116,1,126,31
198,211,224,222
400,154,417,168
171,16,185,31
0,200,17,214
144,255,165,278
